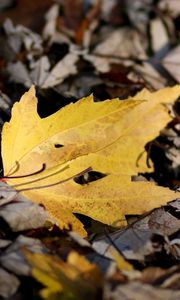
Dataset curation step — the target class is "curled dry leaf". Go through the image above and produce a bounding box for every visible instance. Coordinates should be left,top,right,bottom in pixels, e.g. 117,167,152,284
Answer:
41,52,79,89
0,182,50,232
1,85,180,235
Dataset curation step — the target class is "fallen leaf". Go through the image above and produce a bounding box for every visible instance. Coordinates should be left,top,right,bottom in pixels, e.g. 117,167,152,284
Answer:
148,207,180,236
0,268,20,298
0,239,11,248
164,236,180,260
42,4,60,41
30,55,50,87
1,85,180,235
85,28,147,73
130,62,166,90
161,267,180,289
111,249,134,272
41,52,79,88
0,235,47,276
0,182,50,232
159,0,180,17
25,250,102,300
162,44,180,83
92,199,180,262
150,18,169,52
103,280,180,300
7,61,32,87
68,231,111,272
3,19,43,55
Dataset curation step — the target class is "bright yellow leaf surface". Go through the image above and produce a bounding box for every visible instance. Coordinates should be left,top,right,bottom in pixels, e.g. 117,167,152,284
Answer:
1,85,180,235
25,250,102,300
2,86,142,176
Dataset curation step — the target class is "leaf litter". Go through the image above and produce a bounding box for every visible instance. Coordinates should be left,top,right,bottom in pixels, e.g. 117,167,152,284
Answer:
0,0,179,299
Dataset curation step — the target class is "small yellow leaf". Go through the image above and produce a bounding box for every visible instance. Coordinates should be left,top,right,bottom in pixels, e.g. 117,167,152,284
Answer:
25,250,102,300
1,85,180,235
111,249,134,271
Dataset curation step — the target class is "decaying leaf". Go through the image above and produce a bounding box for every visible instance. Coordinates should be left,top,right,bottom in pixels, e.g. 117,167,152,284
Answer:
25,250,102,300
162,44,180,83
150,18,169,52
0,182,50,232
85,28,147,73
0,235,47,276
1,85,180,235
0,267,20,298
103,280,180,300
131,62,166,90
92,199,180,261
41,52,79,89
159,0,180,17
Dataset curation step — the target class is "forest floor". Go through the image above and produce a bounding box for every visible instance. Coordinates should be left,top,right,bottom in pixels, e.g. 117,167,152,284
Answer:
0,1,180,299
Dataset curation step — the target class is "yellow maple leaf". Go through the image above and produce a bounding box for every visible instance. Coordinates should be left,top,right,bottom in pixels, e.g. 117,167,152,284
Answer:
1,85,180,236
24,250,102,300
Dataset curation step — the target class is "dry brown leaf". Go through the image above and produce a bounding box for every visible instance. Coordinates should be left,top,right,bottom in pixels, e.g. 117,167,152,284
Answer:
0,182,50,232
104,281,180,300
162,44,180,83
0,268,20,298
